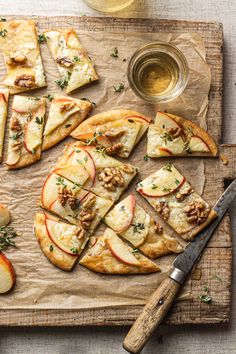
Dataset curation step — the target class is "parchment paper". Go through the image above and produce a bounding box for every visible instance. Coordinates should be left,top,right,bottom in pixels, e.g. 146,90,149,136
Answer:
0,29,210,309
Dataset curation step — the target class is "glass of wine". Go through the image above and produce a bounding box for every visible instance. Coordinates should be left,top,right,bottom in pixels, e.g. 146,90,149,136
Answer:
83,0,135,12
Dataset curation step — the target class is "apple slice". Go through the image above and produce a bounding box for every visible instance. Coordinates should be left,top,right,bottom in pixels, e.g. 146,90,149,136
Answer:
6,148,21,166
189,136,210,152
0,252,16,294
0,92,8,104
24,115,44,153
73,132,111,147
44,212,60,222
158,147,173,156
0,204,11,227
137,164,185,197
45,219,84,255
54,165,89,187
155,112,180,130
67,147,96,188
105,228,141,266
125,115,151,123
105,195,135,233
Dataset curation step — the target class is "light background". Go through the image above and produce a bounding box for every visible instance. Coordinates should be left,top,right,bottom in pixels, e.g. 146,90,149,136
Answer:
0,1,235,353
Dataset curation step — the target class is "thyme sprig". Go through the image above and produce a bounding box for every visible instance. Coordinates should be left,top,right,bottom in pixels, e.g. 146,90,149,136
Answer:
0,226,19,251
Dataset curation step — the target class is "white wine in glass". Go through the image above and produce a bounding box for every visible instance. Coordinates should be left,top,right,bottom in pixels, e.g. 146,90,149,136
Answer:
84,0,135,12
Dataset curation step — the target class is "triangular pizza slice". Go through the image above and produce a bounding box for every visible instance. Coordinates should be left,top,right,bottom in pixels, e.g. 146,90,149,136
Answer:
71,109,151,158
44,29,98,93
79,228,160,274
147,112,217,157
0,88,9,163
105,195,183,258
0,20,46,94
42,94,92,151
137,163,217,240
34,213,82,271
41,172,113,231
6,96,46,169
55,142,138,201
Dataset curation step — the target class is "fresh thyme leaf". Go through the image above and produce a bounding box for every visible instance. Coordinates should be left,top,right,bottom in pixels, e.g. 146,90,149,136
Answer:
203,286,209,292
137,182,143,188
70,247,79,254
56,176,66,187
132,248,139,253
46,94,54,102
120,205,125,211
94,146,106,157
65,124,72,128
185,142,192,154
110,47,119,58
84,156,88,162
0,29,7,37
32,148,36,154
151,184,157,189
162,187,171,192
10,132,23,140
0,226,19,251
175,178,180,185
55,72,71,90
128,119,134,123
212,274,222,282
38,34,48,43
85,131,103,146
49,245,54,252
163,163,172,172
143,154,149,161
73,55,80,62
199,294,212,303
113,83,124,92
35,116,43,124
0,17,6,22
160,132,173,144
132,223,145,233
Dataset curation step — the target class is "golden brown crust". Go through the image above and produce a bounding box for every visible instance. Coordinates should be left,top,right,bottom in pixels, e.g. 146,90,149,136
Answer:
34,213,78,271
42,100,92,151
6,146,41,169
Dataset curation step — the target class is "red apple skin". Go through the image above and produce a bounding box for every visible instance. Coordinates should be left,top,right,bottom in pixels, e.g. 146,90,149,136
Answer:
0,252,16,293
191,135,210,152
45,220,78,257
115,194,136,233
137,177,186,198
0,93,8,104
158,147,173,155
125,115,151,123
107,241,139,267
90,237,97,247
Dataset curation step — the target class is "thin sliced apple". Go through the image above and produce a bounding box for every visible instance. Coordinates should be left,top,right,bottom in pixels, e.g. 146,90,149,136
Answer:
45,219,83,255
44,212,60,222
125,115,151,123
0,252,16,294
0,204,11,227
105,195,135,233
73,132,111,147
189,136,210,152
6,148,21,166
158,147,173,156
0,92,8,104
54,165,89,187
24,116,44,153
65,30,78,48
137,165,185,197
105,228,141,266
155,112,180,130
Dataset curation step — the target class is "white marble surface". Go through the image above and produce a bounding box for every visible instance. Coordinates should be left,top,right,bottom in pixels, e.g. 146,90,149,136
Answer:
0,1,235,353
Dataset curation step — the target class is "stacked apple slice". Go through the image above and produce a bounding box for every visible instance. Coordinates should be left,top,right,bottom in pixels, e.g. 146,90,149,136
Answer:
0,88,9,163
79,228,160,274
70,109,151,158
137,164,217,240
105,195,183,258
147,112,217,157
0,252,16,294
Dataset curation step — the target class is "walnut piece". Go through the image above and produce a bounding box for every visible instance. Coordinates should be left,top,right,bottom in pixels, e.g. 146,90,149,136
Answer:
6,53,27,66
104,130,125,139
81,194,96,209
14,74,35,88
155,201,170,220
121,164,135,174
166,126,182,139
58,186,77,210
176,184,193,202
98,167,125,191
10,117,22,132
56,57,74,68
80,194,96,229
105,143,123,155
59,101,76,113
184,201,210,225
76,225,86,240
154,222,163,234
11,140,22,151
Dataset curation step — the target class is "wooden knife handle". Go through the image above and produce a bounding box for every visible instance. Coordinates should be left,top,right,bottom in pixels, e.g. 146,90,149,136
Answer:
123,276,181,354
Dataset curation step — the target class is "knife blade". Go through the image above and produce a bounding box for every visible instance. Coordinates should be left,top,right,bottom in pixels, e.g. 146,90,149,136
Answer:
123,179,236,354
171,178,236,284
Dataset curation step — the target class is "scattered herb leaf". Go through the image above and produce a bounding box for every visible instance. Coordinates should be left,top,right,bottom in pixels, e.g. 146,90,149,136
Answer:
0,17,6,22
0,29,7,37
132,248,139,253
35,116,43,124
132,223,145,233
175,178,180,185
49,245,54,252
38,34,48,43
70,247,79,254
143,154,149,161
56,176,66,187
151,184,157,189
110,47,119,58
55,71,71,90
65,124,72,128
163,163,172,172
46,94,54,102
0,226,19,251
10,132,23,140
113,83,124,92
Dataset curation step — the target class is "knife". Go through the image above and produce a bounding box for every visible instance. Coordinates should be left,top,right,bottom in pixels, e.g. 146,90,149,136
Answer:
123,178,236,354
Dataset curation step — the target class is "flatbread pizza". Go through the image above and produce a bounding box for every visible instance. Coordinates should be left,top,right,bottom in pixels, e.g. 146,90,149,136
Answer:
0,88,9,163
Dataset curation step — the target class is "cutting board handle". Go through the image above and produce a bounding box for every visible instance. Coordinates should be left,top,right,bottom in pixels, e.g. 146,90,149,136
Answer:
123,276,181,354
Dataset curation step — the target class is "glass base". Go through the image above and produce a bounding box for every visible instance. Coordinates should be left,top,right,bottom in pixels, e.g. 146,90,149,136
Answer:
84,0,135,13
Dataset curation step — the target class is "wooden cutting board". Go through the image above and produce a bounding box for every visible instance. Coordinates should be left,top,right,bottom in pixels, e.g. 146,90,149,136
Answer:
0,16,235,327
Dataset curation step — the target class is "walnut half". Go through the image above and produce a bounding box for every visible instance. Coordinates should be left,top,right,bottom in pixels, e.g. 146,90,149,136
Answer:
184,201,210,225
98,167,125,191
155,201,170,220
14,74,35,88
56,57,74,68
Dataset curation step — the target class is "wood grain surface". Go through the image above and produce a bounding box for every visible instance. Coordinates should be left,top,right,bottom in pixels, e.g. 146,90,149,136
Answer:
0,15,235,329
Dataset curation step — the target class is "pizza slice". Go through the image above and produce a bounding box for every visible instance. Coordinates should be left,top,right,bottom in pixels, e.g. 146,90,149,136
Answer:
70,109,151,158
42,94,92,151
137,163,217,240
55,142,138,201
0,88,9,163
6,96,46,169
147,112,218,157
44,29,98,93
79,228,160,274
34,213,81,271
105,195,183,258
41,171,113,231
0,20,46,94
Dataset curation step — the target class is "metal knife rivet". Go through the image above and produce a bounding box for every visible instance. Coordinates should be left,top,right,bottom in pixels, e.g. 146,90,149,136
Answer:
158,298,164,305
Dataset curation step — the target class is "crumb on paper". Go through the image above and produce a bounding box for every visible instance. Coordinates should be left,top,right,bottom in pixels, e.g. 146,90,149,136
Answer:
191,268,202,280
220,153,229,165
176,292,193,302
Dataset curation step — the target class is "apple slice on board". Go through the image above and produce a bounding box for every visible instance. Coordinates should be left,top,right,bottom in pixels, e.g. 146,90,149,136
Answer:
137,164,185,197
189,136,210,152
0,204,11,227
0,252,16,294
105,228,141,266
54,165,89,187
105,195,135,233
45,219,84,255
